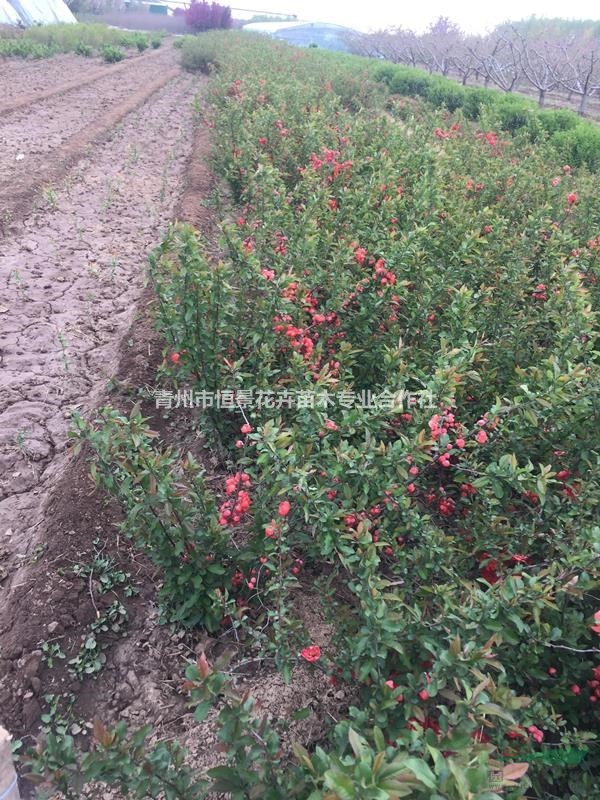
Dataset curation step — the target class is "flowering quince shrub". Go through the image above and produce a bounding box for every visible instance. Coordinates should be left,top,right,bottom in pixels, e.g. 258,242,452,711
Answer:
70,33,600,800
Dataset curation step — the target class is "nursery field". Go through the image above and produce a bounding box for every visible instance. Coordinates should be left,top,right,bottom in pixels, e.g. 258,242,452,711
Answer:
1,30,599,800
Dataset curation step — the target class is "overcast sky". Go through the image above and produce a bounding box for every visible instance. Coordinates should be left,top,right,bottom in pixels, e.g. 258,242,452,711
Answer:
235,0,599,33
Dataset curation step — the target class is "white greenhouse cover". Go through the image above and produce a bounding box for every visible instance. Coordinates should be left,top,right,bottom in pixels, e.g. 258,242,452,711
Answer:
0,0,21,24
1,0,76,26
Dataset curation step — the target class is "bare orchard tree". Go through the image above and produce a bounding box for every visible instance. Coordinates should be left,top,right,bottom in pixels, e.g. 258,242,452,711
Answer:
556,36,600,115
376,27,421,66
516,31,564,106
452,35,486,85
470,31,522,92
346,19,600,113
344,30,387,58
418,16,463,76
345,28,417,64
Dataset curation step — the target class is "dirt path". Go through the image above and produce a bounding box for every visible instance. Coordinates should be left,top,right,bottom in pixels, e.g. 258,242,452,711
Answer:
0,59,201,612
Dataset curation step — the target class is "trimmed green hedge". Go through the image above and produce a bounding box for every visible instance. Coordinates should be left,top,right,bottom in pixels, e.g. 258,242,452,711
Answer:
373,63,600,172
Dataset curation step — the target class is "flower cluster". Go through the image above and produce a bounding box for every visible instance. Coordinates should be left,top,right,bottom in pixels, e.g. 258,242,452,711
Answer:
218,472,252,526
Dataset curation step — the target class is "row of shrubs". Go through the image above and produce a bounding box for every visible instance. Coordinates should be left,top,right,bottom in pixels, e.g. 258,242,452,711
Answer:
56,30,598,800
0,23,162,60
371,63,600,172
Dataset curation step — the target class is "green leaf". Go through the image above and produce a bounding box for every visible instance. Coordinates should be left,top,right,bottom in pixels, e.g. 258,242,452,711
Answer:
348,727,365,759
292,707,312,721
208,765,244,790
194,700,212,722
402,757,437,789
323,768,356,800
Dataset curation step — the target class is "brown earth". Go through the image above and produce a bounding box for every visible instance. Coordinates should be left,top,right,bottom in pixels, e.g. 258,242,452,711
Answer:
0,47,186,228
0,45,202,744
0,48,340,800
0,47,169,115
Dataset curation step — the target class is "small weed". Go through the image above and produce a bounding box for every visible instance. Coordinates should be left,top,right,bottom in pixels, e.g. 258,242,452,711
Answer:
128,143,139,165
66,542,135,680
73,542,136,597
1,209,14,231
40,640,66,669
28,542,48,565
67,601,127,679
57,330,70,373
14,429,27,452
42,185,58,210
191,91,203,120
102,181,117,211
159,153,173,202
9,269,28,300
40,693,75,737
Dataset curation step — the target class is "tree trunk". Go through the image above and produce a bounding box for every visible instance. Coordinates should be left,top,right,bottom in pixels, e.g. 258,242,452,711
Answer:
578,92,588,116
538,89,545,107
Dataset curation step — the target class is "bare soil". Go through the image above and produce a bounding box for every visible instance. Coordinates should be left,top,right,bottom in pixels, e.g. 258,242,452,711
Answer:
0,47,200,739
0,48,166,114
0,47,185,227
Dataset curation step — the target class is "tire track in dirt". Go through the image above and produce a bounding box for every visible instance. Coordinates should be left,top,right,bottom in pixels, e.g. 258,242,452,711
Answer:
0,59,181,231
0,69,203,609
0,46,173,117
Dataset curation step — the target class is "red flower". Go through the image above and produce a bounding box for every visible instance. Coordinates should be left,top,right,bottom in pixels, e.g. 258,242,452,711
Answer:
418,689,430,701
324,419,339,431
354,247,367,265
522,490,539,505
241,423,253,434
528,725,544,744
479,553,501,584
475,430,488,445
170,352,180,363
571,684,581,695
508,553,529,565
278,500,291,517
300,645,321,662
591,610,600,634
264,522,277,538
567,192,578,205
